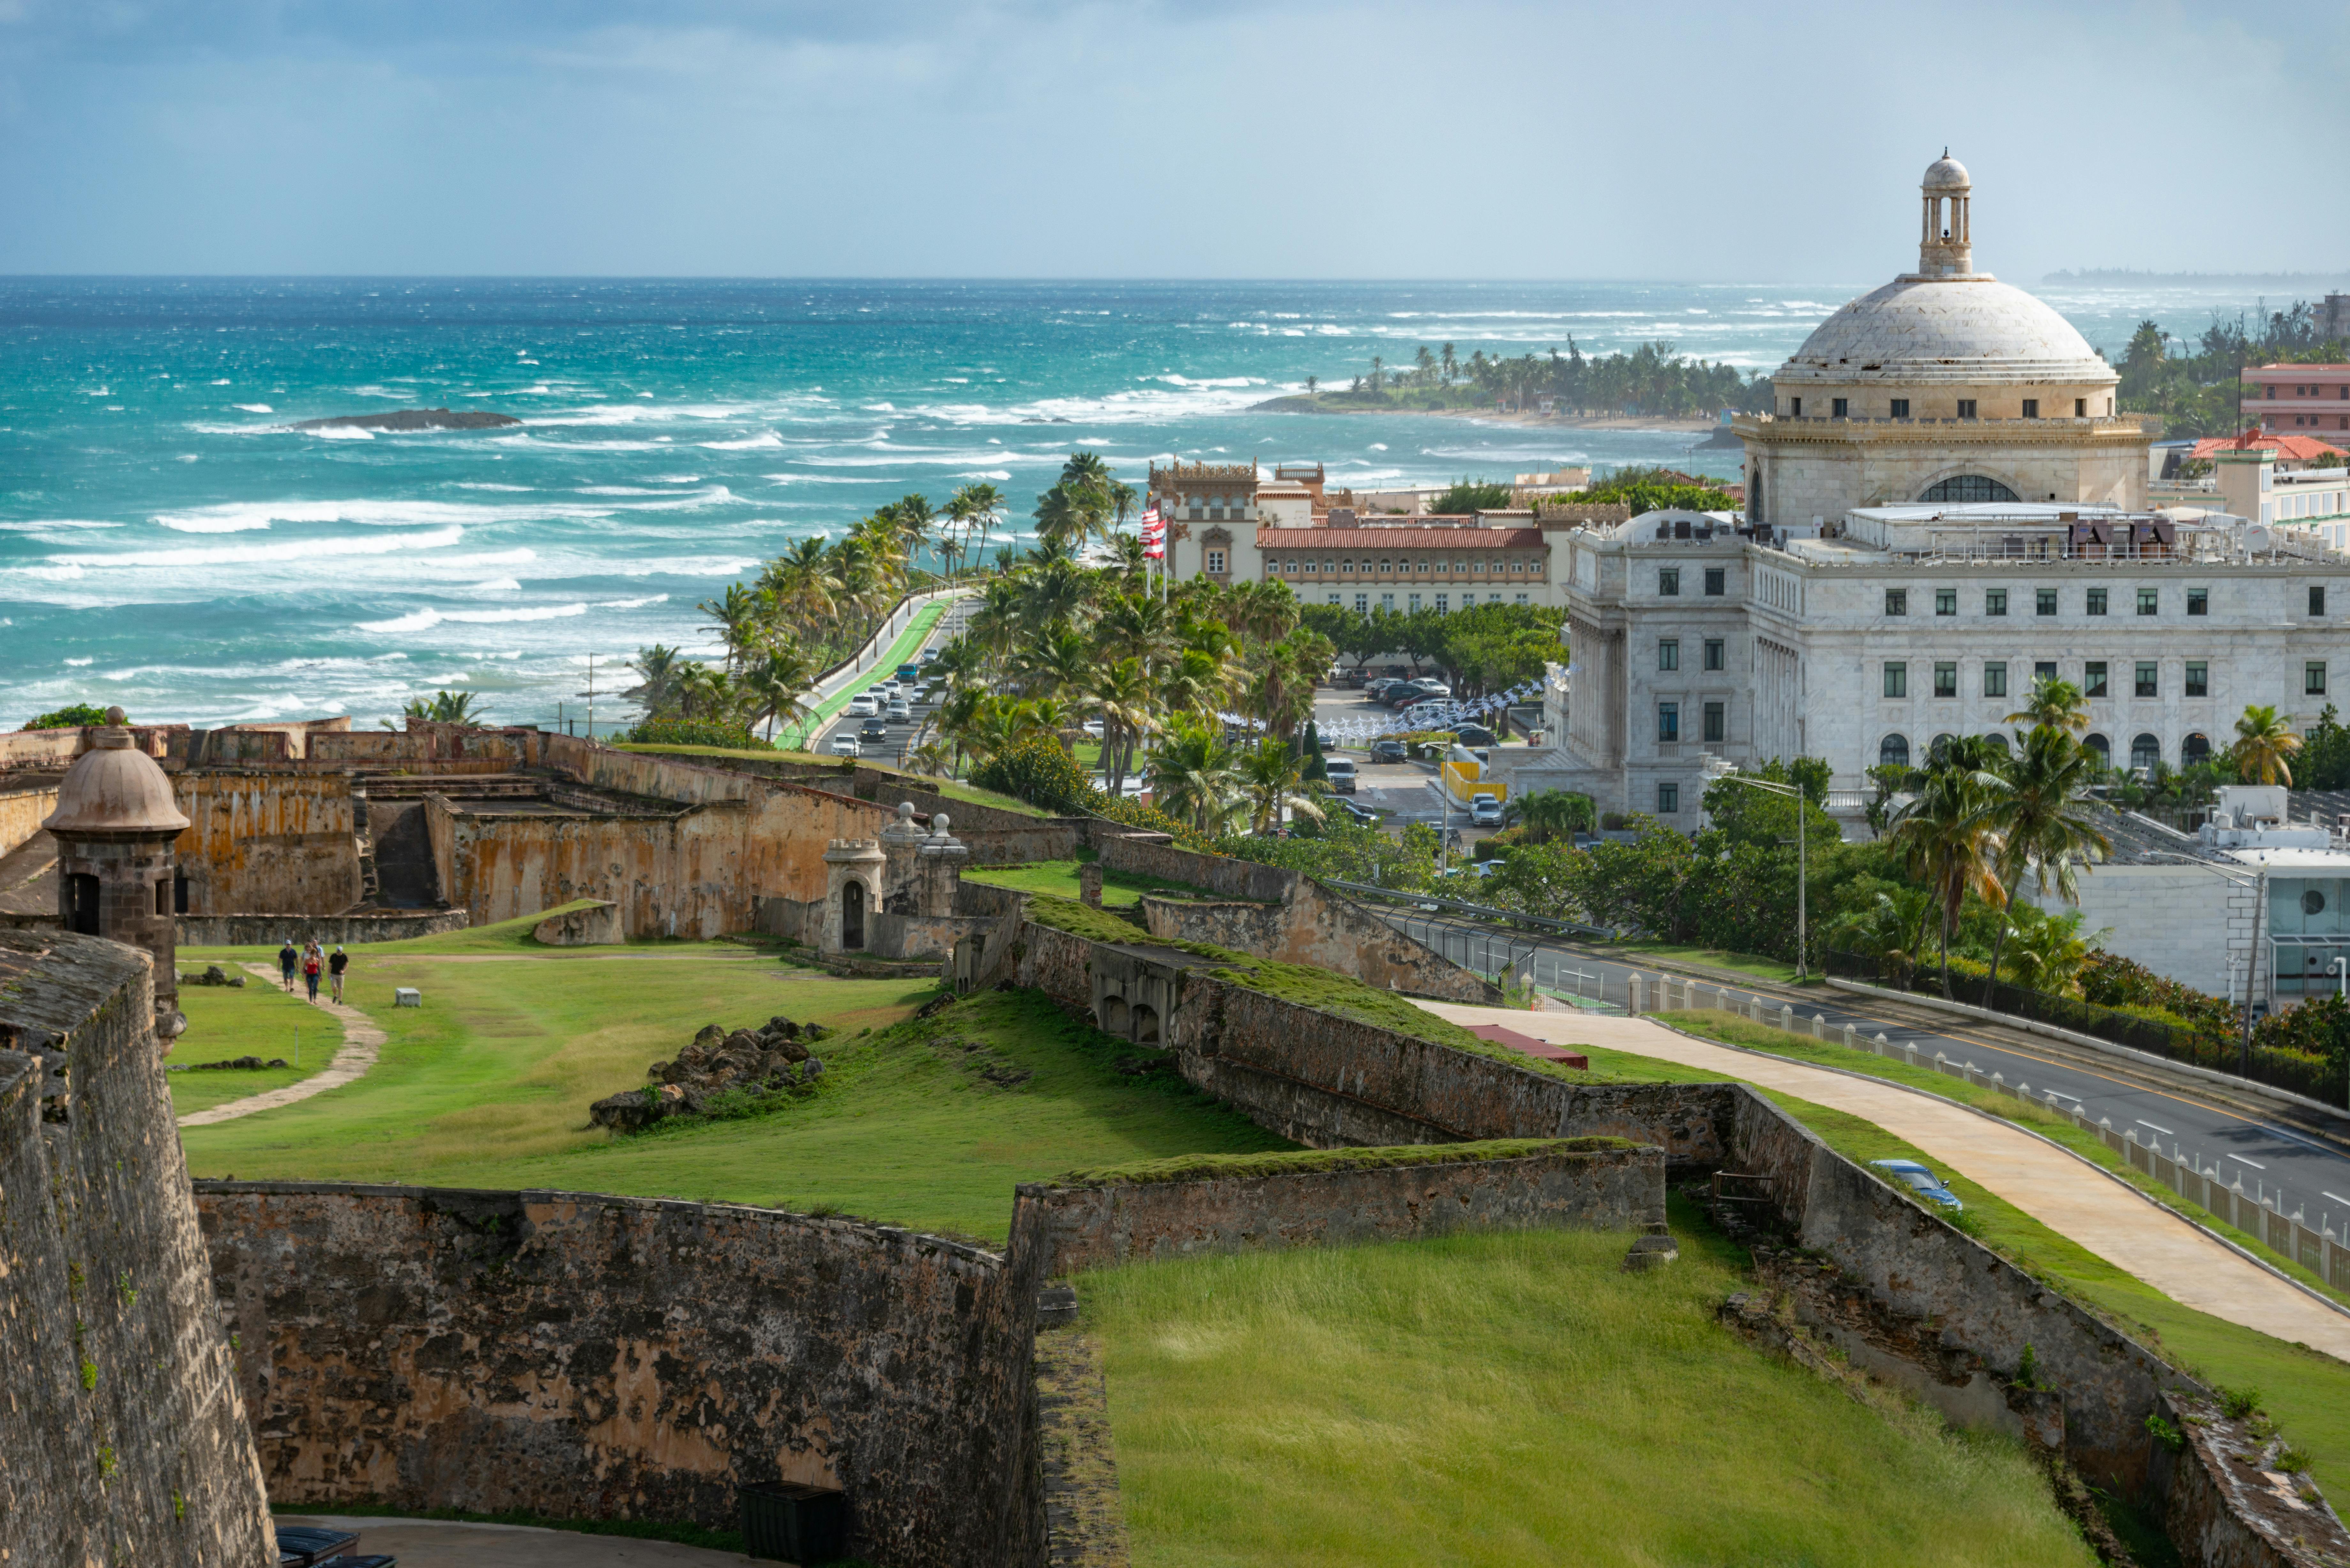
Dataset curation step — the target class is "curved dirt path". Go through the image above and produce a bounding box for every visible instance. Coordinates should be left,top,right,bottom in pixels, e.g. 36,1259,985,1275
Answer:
176,966,386,1128
1416,1000,2350,1362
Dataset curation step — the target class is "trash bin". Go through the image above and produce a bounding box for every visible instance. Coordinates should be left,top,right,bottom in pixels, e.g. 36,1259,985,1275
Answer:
275,1525,359,1566
740,1482,846,1564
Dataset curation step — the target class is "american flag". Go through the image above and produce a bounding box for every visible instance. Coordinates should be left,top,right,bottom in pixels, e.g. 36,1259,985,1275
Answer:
1140,504,1165,560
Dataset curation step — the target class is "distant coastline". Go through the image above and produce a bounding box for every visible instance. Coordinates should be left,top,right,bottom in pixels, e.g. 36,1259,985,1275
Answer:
1250,394,1715,433
2042,269,2350,290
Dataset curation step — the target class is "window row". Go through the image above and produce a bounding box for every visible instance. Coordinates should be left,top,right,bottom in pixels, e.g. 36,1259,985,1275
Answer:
1270,556,1538,577
1879,660,2325,699
1330,592,1530,613
1656,567,1728,597
1883,586,2328,617
1656,638,1729,672
1784,397,2107,420
1878,731,2213,772
1654,701,1728,745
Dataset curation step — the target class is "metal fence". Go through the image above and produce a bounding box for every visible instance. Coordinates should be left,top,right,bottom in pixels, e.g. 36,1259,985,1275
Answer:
1821,948,2348,1108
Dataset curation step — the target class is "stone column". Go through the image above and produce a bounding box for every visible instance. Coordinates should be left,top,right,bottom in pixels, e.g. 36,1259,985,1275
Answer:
917,814,969,917
1078,862,1104,910
878,802,928,911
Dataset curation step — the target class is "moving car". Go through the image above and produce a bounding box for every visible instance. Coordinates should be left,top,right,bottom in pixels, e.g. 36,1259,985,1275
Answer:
896,662,922,683
1468,792,1504,827
1322,757,1358,794
1369,739,1408,764
1869,1159,1964,1211
846,696,880,718
859,716,890,742
886,699,912,721
1335,796,1378,825
829,735,860,757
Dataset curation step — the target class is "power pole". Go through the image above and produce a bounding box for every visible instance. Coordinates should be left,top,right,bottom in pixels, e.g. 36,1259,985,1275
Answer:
585,654,596,740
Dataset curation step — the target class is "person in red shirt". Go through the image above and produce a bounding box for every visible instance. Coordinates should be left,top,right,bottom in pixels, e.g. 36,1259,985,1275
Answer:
302,942,324,1004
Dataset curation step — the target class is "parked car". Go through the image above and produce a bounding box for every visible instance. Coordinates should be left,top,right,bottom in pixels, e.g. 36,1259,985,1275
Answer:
1369,739,1408,764
1410,679,1452,698
886,699,912,721
1322,757,1358,794
1869,1159,1964,1210
1336,796,1378,825
829,735,860,757
1571,831,1603,851
846,696,879,718
1454,723,1497,748
1468,792,1504,827
1334,668,1369,690
859,716,890,742
1365,678,1401,700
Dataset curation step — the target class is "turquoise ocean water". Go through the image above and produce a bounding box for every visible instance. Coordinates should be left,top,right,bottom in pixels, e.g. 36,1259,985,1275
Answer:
0,278,2275,730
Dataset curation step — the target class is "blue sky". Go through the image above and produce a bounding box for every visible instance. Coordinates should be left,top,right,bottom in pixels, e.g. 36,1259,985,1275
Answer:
3,1,2344,279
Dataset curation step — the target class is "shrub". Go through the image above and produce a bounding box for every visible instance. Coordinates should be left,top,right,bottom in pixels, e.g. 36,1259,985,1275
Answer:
973,735,1211,849
23,704,114,731
627,718,760,750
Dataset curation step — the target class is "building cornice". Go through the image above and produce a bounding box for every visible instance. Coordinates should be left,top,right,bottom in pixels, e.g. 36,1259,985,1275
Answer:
1734,413,2154,450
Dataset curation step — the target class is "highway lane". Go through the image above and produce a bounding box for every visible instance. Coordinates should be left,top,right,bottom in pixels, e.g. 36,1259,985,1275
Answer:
1382,909,2350,1243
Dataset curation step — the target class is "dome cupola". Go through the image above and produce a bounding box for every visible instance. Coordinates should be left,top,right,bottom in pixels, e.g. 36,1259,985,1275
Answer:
1917,149,1974,278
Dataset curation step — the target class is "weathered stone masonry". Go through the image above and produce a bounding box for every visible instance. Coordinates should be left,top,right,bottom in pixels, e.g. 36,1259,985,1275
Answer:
194,1182,1044,1568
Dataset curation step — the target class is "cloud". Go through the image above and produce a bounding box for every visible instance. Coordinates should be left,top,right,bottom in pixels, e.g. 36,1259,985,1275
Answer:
0,0,2344,278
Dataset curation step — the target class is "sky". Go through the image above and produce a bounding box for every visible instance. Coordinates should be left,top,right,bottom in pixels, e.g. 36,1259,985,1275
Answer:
2,0,2346,281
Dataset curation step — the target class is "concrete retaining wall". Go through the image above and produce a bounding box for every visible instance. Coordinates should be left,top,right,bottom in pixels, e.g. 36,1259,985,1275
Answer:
176,909,470,947
194,1182,1043,1568
1010,1141,1663,1279
0,931,275,1568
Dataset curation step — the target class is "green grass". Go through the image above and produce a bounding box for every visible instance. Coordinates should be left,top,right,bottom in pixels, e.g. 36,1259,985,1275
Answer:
1559,1017,2350,1507
1082,1206,2098,1568
1617,940,1809,987
963,857,1208,907
614,742,1056,819
168,976,343,1115
1051,1136,1630,1187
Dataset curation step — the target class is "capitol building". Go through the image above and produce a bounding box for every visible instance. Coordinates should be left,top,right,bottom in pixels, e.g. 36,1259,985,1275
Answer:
1511,155,2350,821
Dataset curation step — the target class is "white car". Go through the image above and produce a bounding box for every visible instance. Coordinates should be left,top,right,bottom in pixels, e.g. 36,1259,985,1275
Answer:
829,734,860,757
886,699,912,722
846,696,879,718
1469,792,1504,827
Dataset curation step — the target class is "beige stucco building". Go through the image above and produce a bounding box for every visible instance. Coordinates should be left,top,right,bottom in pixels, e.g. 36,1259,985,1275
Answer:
1737,155,2150,527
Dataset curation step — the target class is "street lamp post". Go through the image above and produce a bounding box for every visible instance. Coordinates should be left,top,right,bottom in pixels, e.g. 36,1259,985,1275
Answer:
1702,757,1810,981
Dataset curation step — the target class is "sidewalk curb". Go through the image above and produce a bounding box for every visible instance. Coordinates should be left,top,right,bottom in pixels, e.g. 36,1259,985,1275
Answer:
1633,1012,2350,1330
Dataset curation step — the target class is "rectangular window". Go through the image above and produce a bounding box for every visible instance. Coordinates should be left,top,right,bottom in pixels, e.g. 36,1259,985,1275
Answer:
1934,662,1958,698
1407,594,1421,613
1434,593,1448,613
1657,702,1680,743
2135,661,2158,697
1354,593,1368,614
2036,588,2057,616
2085,661,2108,697
1327,593,1341,606
1890,398,1911,418
1956,398,1977,418
2086,588,2108,616
1983,663,2007,698
1703,638,1725,672
2309,661,2329,696
1790,396,1801,417
1659,568,1680,597
1832,397,1848,418
1205,549,1225,574
2137,587,2158,616
1380,593,1394,613
1657,781,1680,814
2034,661,2057,684
2074,398,2087,417
1515,593,1528,604
1704,568,1726,597
1659,638,1680,672
1985,589,2007,616
2185,660,2207,697
2312,586,2328,616
2188,588,2208,615
1884,662,1907,698
1703,702,1725,743
1935,589,1957,615
1885,589,1908,616
2021,398,2039,418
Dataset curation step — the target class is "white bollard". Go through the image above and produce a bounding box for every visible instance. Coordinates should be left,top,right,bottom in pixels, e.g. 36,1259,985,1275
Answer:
1811,1012,1826,1041
1843,1022,1858,1051
1778,1003,1795,1033
1627,974,1645,1015
1873,1032,1890,1058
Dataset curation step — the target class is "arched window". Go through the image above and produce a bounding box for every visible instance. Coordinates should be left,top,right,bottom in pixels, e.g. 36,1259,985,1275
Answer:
2083,732,2111,766
1879,734,1910,768
1919,474,2022,504
1929,733,1958,759
1983,732,2010,754
2131,733,2162,772
2183,732,2211,765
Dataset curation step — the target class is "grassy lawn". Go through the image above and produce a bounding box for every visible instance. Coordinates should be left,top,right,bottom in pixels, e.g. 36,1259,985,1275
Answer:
1616,940,1809,987
963,857,1207,908
177,909,1285,1243
168,975,343,1115
1083,1204,2096,1568
1558,1015,2350,1507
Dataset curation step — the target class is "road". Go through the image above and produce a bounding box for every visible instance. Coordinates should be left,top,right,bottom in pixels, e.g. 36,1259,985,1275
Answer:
807,596,976,767
1377,906,2350,1240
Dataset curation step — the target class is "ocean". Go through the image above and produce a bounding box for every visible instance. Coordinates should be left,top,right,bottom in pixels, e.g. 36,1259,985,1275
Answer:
0,276,2283,732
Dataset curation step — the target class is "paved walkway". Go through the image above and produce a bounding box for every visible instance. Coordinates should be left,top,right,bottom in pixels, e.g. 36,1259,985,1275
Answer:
177,968,386,1128
1416,1000,2350,1362
275,1517,755,1566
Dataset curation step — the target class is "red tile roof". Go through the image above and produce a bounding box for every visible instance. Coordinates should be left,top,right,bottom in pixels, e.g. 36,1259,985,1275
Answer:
1257,528,1545,549
2190,431,2347,462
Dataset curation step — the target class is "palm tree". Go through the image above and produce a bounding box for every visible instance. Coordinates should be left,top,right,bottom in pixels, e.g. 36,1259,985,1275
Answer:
762,538,838,635
699,582,769,675
1033,483,1103,554
624,644,688,720
2005,676,2090,734
400,690,488,726
1982,724,2109,991
1090,657,1157,796
1821,886,1940,977
1888,756,2011,997
951,482,1003,571
1095,592,1173,670
2232,703,2302,785
742,645,817,744
1505,788,1593,844
1016,621,1094,701
1146,722,1244,835
887,493,936,575
1235,738,1326,835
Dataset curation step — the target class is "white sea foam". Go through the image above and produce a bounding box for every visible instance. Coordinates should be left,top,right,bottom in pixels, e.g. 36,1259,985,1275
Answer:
456,482,534,492
469,578,523,592
233,403,273,414
58,525,465,571
11,564,87,580
0,518,121,531
357,602,591,635
592,595,668,609
954,470,1012,481
64,657,93,666
699,431,784,450
307,425,375,441
176,454,200,463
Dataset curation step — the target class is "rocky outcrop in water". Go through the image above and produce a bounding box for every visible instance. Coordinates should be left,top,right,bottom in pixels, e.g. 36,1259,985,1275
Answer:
291,408,519,432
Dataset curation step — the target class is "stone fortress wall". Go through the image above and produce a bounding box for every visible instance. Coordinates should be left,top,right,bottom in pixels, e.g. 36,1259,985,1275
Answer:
0,930,275,1568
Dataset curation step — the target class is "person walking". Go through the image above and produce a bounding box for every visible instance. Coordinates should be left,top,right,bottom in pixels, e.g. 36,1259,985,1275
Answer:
278,938,299,994
328,944,349,1005
302,941,323,1004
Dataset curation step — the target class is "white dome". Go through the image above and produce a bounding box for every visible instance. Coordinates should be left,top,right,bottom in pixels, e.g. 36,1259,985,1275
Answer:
1922,154,1970,191
1775,276,2117,389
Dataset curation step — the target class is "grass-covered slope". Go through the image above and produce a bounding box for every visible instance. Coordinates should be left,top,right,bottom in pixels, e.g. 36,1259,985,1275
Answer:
962,857,1209,907
1084,1205,2099,1568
